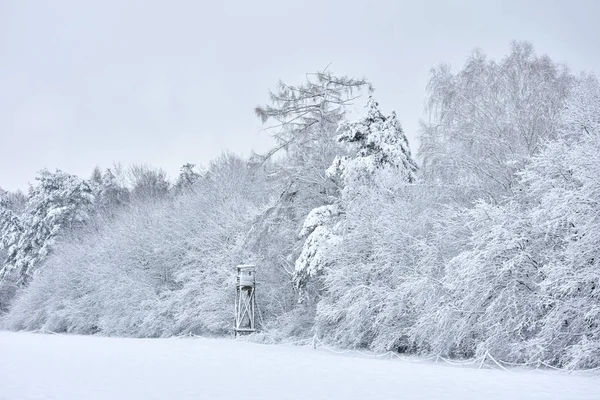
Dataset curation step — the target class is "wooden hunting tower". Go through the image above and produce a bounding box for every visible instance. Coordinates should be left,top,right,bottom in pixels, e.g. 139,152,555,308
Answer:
234,264,256,336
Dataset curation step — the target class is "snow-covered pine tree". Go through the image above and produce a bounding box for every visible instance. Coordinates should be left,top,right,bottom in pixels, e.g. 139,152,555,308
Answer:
0,169,95,285
0,188,25,309
0,199,23,311
0,199,23,277
0,207,22,260
329,97,417,193
293,97,418,292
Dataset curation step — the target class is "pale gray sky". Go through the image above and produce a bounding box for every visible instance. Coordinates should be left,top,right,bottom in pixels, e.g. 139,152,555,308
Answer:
1,0,599,191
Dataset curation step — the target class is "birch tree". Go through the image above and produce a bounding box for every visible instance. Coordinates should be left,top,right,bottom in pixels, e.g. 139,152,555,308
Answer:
419,41,574,203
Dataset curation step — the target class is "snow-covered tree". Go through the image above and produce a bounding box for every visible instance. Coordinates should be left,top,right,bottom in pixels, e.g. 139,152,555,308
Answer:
247,70,373,332
0,188,26,214
294,97,417,291
254,69,373,221
0,206,22,311
0,197,23,304
329,97,417,192
521,76,600,368
0,169,94,285
96,168,130,211
315,181,442,351
90,166,103,186
411,75,600,368
418,201,544,360
255,68,373,164
2,152,278,337
174,163,202,194
290,97,420,349
419,41,574,203
128,165,170,202
3,46,599,372
0,189,25,310
0,205,23,269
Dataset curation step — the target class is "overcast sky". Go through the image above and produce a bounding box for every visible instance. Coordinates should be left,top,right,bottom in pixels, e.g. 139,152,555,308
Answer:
1,0,599,191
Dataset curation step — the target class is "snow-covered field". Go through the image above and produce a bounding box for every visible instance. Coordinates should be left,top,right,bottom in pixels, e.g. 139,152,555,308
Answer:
0,331,598,400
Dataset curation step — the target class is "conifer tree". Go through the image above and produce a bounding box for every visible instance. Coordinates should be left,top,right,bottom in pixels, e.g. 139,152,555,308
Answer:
294,97,417,291
0,170,94,285
0,203,23,276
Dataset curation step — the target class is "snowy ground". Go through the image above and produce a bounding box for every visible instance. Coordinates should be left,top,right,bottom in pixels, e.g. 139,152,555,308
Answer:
0,331,598,400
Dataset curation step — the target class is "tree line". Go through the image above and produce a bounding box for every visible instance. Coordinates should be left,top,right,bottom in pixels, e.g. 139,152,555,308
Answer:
1,41,598,369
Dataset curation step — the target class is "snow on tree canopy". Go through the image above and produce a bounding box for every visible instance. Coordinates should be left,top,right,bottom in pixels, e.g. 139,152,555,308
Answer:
0,206,23,277
96,168,129,209
330,97,418,192
293,204,342,290
0,170,94,285
0,188,7,207
299,204,340,237
175,163,202,193
294,97,418,290
294,224,342,290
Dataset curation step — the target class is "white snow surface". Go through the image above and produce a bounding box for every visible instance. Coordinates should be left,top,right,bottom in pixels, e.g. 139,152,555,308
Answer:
0,331,598,400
